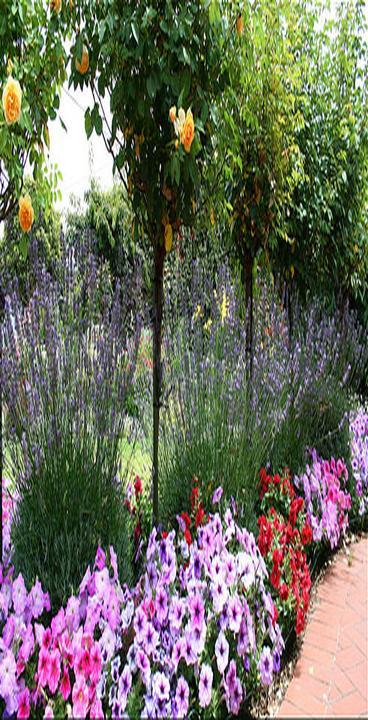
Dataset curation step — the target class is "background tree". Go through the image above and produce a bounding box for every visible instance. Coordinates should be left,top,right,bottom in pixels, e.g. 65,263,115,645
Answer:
70,0,227,522
273,0,368,325
217,0,304,367
66,180,152,292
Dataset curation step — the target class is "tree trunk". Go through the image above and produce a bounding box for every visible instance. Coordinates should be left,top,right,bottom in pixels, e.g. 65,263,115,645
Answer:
152,242,165,526
244,247,254,380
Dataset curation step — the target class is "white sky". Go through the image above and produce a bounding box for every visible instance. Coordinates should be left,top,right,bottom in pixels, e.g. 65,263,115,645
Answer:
48,84,114,216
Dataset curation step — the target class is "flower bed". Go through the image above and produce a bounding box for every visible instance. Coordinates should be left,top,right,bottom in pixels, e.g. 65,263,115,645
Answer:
0,494,283,718
1,441,366,718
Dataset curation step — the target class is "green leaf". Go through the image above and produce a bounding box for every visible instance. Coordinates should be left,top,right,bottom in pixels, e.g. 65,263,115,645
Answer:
85,110,93,139
147,75,155,99
94,111,103,135
75,34,83,63
131,21,139,45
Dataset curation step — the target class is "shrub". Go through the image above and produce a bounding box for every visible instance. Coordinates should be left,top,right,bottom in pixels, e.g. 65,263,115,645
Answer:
2,243,141,608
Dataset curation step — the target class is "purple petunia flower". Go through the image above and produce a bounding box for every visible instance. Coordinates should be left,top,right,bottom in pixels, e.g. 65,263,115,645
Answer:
12,573,27,615
215,631,229,674
152,671,170,703
188,593,205,631
212,486,223,505
228,595,242,633
134,605,148,642
118,664,132,710
136,648,151,686
258,646,273,686
199,663,213,708
169,596,185,631
155,585,168,625
175,676,189,718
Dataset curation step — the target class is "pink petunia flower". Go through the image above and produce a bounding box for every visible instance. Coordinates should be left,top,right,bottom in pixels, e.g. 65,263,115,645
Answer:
72,676,89,718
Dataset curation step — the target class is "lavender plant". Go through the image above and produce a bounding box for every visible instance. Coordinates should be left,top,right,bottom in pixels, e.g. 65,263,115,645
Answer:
2,239,142,608
159,261,367,529
159,265,283,531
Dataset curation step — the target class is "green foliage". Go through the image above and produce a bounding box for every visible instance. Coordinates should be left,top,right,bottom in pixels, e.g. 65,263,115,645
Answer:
70,0,226,243
0,179,61,303
12,438,132,610
0,0,72,222
66,181,152,291
274,0,368,314
216,0,304,269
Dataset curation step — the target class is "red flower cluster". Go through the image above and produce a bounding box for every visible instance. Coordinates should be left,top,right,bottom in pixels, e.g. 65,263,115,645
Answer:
180,476,207,547
258,468,313,635
260,467,295,497
124,475,150,561
258,508,312,635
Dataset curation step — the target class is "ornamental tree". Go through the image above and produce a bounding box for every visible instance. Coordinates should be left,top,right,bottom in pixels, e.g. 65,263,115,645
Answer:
0,0,73,225
71,0,226,522
217,0,304,366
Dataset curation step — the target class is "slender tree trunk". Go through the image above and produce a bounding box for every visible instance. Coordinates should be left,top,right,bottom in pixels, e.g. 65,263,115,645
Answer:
152,241,165,526
244,246,254,380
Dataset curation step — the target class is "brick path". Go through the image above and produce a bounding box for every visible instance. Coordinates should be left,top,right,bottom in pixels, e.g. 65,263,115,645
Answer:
278,536,368,718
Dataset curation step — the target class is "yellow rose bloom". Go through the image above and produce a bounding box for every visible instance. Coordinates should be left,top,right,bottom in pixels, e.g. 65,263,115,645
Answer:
50,0,62,12
75,45,89,75
180,109,195,153
169,106,176,123
164,223,173,253
18,195,34,233
2,76,22,125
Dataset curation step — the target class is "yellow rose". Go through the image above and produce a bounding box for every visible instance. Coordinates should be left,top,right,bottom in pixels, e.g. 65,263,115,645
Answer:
18,195,34,233
164,223,173,253
50,0,62,12
169,105,176,123
180,109,195,153
2,76,22,125
236,15,244,36
75,45,89,75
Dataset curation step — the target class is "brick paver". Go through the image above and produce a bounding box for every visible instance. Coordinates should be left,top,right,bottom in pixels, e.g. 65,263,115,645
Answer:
278,537,368,718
